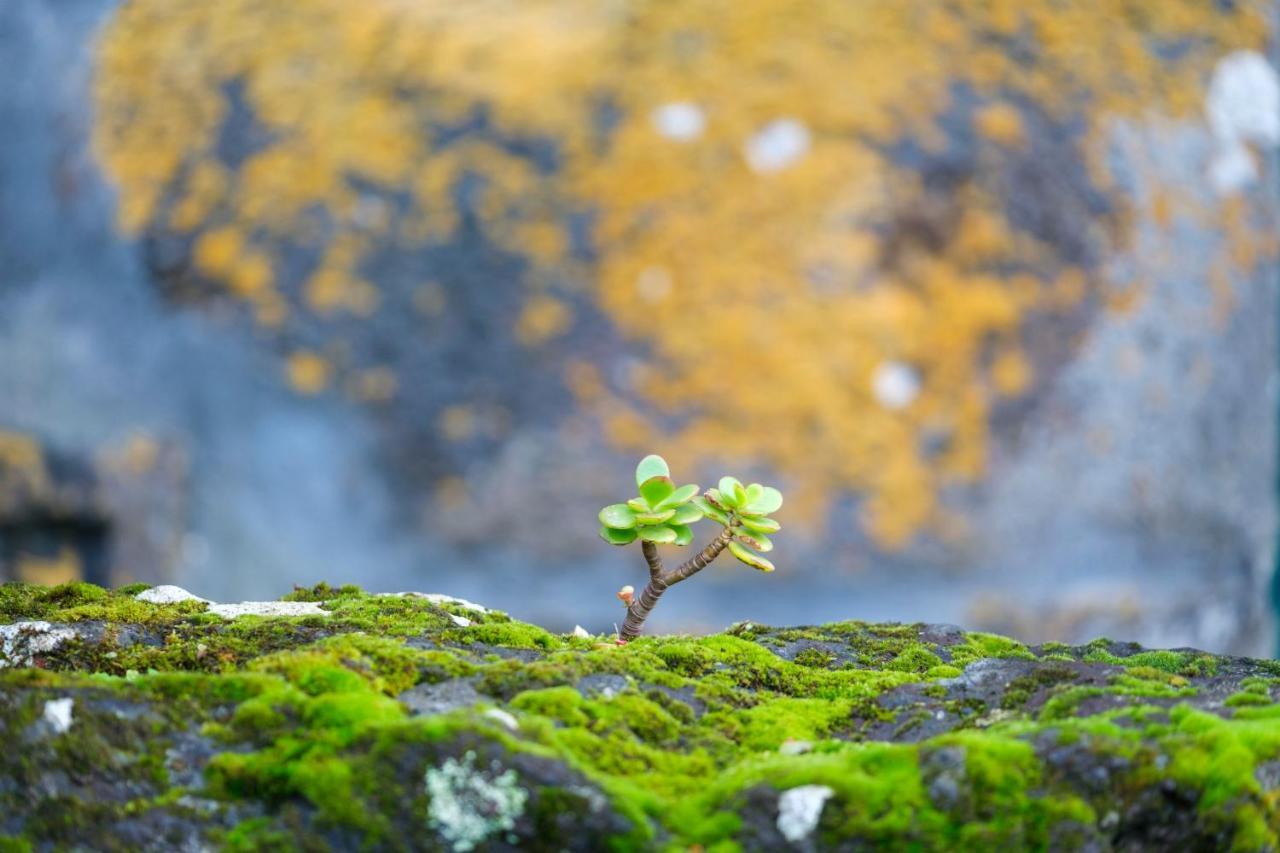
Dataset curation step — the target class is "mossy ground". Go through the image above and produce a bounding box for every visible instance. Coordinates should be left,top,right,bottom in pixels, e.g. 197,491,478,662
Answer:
2,582,1280,851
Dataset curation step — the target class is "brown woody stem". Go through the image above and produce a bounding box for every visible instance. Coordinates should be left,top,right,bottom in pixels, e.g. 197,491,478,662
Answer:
618,528,734,642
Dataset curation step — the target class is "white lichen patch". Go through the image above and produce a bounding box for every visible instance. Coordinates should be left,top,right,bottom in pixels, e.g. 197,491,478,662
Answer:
42,697,74,734
425,751,528,852
0,621,78,669
135,585,211,604
447,613,472,628
777,784,835,843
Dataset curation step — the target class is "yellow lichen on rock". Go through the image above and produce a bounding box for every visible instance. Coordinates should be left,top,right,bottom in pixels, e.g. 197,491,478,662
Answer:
91,0,1269,546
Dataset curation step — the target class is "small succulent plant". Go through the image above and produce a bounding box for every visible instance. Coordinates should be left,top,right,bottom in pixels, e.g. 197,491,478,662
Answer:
598,454,704,547
599,454,783,641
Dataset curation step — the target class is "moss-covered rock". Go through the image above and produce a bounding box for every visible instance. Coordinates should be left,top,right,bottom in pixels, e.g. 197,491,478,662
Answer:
2,581,1280,851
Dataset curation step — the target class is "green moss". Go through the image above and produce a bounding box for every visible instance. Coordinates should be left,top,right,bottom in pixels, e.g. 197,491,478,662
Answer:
887,645,944,674
446,620,562,650
950,633,1036,667
3,582,1278,849
1080,642,1219,678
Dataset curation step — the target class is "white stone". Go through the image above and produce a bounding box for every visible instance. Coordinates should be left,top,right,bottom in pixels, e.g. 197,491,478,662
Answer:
0,621,78,668
779,739,812,755
206,601,330,619
777,784,835,843
42,697,74,734
872,361,921,410
571,625,591,639
482,708,519,731
448,613,472,628
745,119,811,174
135,585,210,604
651,101,706,141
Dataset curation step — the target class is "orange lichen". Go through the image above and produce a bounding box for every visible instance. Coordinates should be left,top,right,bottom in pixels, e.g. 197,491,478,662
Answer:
91,0,1270,547
285,350,332,395
515,295,573,345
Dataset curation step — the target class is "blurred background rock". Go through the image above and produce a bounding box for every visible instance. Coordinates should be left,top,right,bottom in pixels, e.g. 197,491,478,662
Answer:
2,0,1278,654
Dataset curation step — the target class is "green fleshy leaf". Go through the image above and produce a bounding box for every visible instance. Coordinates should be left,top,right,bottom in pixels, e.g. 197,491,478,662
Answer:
744,483,764,507
656,483,699,509
670,503,704,525
728,540,775,572
738,515,780,534
745,486,783,515
627,497,650,513
638,525,678,544
639,476,676,507
635,454,670,488
598,503,637,530
732,528,773,552
692,496,730,526
634,508,676,525
717,477,743,507
600,526,638,546
704,489,728,511
669,523,694,546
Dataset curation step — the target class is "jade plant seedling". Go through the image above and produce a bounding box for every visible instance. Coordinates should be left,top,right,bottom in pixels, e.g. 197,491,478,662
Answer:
598,454,783,642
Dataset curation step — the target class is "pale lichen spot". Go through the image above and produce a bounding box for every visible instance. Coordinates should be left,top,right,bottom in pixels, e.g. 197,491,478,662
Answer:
651,101,706,141
777,784,834,843
425,751,528,852
1206,50,1280,194
635,266,674,302
744,118,811,174
872,361,921,410
42,698,75,735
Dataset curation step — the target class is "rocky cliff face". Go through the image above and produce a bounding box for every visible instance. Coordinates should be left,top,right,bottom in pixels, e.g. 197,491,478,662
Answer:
2,582,1280,850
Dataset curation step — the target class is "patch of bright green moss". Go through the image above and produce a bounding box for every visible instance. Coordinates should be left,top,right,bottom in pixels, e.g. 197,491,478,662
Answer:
3,582,1279,850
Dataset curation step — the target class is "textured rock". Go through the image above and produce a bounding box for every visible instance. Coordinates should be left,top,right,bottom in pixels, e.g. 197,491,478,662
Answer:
1,0,1278,657
3,581,1280,850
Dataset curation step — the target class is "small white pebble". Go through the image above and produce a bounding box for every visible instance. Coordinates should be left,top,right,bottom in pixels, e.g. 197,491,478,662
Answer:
777,785,835,842
42,697,74,734
483,708,519,731
745,119,810,174
779,739,812,755
448,613,472,628
651,101,706,141
135,585,210,604
572,625,591,639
